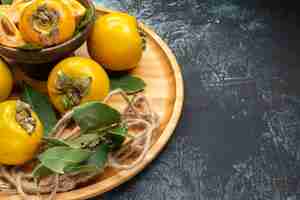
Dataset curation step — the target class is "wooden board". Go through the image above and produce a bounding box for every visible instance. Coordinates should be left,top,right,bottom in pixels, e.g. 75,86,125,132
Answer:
0,7,184,200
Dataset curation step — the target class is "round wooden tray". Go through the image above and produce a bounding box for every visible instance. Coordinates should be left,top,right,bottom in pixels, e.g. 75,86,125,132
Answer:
0,7,184,200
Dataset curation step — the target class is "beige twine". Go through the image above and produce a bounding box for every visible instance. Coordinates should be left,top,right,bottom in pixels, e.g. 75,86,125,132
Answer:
0,90,159,200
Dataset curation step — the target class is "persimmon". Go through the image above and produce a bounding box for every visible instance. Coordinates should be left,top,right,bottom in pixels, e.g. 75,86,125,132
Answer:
19,0,76,47
10,0,33,23
0,58,13,101
47,57,110,113
0,100,43,165
62,0,86,20
87,12,144,71
0,11,25,47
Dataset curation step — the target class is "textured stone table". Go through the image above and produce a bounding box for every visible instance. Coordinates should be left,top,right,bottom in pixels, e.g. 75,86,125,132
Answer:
93,1,300,199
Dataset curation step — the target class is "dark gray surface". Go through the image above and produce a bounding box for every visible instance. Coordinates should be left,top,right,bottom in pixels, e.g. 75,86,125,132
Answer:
93,0,300,199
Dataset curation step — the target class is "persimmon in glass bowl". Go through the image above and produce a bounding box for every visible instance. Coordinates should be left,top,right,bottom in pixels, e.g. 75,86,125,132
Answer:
0,0,95,80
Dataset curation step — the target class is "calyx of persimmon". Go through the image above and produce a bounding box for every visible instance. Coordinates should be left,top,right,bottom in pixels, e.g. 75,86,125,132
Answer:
31,4,59,36
55,70,92,110
15,100,36,134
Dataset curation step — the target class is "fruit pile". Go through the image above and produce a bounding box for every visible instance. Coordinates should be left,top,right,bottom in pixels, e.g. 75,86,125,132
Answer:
0,1,157,199
0,0,86,47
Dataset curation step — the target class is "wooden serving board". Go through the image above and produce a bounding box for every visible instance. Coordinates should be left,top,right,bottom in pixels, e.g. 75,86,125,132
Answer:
0,7,184,200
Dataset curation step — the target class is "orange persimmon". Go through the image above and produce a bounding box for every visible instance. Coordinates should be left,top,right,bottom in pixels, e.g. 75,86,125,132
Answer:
19,0,76,47
0,11,25,47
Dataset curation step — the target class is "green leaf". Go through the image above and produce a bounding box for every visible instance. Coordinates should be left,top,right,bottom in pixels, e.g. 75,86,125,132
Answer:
110,75,146,94
17,43,43,51
63,164,97,174
38,147,92,174
73,102,121,133
32,164,53,178
67,134,100,149
64,144,110,174
109,123,128,136
87,144,109,169
1,0,13,5
21,84,57,136
61,144,109,174
106,123,128,149
43,137,70,147
74,7,95,35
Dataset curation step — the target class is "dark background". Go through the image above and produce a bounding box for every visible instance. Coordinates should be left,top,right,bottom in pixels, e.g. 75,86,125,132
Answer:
94,0,300,199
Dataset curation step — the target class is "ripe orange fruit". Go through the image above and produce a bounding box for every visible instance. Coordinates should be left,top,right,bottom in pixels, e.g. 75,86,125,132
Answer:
88,12,144,71
19,0,76,47
47,56,110,113
0,100,43,165
0,58,13,102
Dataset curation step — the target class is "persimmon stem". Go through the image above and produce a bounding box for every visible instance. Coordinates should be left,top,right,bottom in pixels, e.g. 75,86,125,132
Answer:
60,126,81,140
50,110,73,137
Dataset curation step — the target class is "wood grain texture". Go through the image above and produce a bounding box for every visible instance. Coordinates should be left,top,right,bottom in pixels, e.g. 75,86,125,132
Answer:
0,7,184,200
